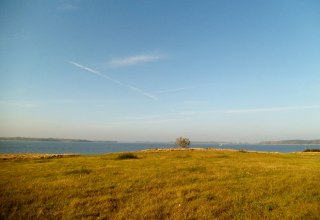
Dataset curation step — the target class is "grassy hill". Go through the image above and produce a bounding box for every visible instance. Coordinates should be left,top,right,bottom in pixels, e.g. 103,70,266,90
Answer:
0,149,319,219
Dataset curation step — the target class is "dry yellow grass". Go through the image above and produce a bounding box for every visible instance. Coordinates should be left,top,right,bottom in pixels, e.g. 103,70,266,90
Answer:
0,153,80,160
0,150,319,219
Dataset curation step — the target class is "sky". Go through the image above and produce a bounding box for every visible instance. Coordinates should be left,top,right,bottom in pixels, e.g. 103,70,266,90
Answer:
1,0,320,142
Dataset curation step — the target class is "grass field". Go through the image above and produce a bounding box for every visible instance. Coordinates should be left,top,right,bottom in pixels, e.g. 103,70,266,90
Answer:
0,149,319,219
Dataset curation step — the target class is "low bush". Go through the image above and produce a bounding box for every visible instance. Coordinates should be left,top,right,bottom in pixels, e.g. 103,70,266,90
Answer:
116,153,138,160
303,149,320,152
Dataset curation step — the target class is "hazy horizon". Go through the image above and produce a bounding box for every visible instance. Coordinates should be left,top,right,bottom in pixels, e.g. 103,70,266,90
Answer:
1,1,320,142
2,136,320,146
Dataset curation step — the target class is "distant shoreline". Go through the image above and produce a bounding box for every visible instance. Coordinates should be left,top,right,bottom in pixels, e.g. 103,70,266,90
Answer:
0,137,117,143
258,143,320,146
259,140,320,145
1,137,320,145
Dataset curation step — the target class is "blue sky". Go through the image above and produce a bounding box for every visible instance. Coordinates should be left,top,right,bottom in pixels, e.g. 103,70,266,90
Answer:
1,0,320,142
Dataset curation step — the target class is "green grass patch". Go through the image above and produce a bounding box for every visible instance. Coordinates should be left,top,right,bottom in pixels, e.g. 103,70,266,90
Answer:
0,151,319,219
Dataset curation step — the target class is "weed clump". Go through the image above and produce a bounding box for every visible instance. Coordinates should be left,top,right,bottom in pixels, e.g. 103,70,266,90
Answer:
116,153,138,160
303,149,320,152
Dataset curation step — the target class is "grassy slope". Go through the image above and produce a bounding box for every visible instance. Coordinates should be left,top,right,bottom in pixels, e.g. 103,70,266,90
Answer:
0,150,319,219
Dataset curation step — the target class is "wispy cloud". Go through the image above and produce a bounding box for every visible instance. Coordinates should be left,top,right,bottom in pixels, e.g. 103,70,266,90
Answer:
69,61,157,100
0,99,138,108
0,101,36,108
109,53,166,67
38,99,121,105
181,105,320,115
119,105,320,123
57,1,79,11
226,105,320,114
123,113,187,124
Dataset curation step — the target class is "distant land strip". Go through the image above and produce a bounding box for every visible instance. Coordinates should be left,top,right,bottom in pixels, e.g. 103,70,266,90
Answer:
0,137,117,143
259,140,320,145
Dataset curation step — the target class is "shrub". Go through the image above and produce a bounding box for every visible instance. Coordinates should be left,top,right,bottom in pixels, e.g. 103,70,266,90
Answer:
116,153,138,160
176,137,191,148
303,149,320,152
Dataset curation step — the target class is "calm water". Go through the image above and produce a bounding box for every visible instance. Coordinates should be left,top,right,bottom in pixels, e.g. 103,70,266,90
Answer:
0,140,319,154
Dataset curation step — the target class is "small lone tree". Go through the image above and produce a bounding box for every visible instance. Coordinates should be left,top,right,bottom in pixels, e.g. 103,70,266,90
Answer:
175,137,190,148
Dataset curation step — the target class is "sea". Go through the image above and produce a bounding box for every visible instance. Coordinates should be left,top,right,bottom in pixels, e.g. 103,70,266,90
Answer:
0,140,319,154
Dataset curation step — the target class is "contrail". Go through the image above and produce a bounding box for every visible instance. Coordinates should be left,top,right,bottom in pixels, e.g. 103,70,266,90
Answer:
69,61,157,100
154,85,202,94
